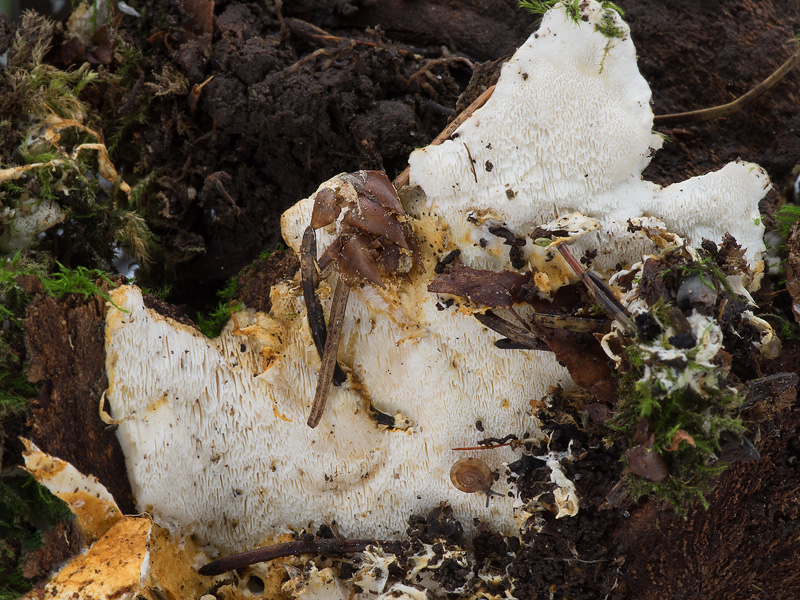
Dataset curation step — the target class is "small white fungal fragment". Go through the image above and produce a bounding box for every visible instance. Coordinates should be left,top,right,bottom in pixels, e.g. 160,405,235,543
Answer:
537,442,580,519
376,583,430,600
282,564,350,600
0,197,65,253
742,310,782,358
353,546,396,594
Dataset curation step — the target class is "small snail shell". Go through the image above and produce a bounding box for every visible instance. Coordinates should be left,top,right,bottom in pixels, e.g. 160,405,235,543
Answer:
450,457,494,494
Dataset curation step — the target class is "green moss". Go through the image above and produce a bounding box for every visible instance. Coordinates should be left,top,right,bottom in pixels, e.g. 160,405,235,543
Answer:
519,0,581,21
0,371,36,417
6,13,98,122
659,254,734,297
194,245,289,338
1,13,157,271
612,301,746,510
519,0,624,31
141,283,173,300
595,12,625,38
102,43,152,160
1,142,157,270
775,204,800,237
1,252,125,326
196,277,242,338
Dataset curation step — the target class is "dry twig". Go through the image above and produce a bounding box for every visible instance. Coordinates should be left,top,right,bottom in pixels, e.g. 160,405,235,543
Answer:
307,277,350,428
654,47,800,126
199,538,402,576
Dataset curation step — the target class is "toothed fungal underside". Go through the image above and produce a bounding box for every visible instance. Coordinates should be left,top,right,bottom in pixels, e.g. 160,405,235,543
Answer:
106,1,770,552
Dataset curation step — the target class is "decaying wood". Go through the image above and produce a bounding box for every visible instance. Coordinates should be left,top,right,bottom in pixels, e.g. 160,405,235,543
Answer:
25,295,135,513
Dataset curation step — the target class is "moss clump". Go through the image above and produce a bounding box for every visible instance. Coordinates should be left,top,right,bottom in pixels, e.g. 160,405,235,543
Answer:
775,203,800,237
615,339,745,509
610,245,753,510
520,0,581,20
1,251,121,310
595,9,626,38
3,12,98,122
0,12,156,270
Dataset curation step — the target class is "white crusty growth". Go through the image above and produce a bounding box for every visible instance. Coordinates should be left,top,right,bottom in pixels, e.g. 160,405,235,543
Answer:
106,0,771,554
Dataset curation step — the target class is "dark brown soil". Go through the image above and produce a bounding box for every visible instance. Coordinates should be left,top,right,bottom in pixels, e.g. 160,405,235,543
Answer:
5,0,800,598
101,0,537,297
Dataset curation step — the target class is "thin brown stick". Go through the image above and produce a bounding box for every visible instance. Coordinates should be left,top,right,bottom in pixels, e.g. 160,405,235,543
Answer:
393,84,496,189
286,18,419,57
529,312,611,334
283,48,330,75
301,227,346,385
406,56,475,85
654,47,800,127
555,243,636,336
474,311,548,351
307,277,350,428
198,538,402,576
452,443,512,451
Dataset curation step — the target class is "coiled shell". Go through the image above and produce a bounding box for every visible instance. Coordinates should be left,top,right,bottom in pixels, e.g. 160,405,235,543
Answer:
449,457,494,494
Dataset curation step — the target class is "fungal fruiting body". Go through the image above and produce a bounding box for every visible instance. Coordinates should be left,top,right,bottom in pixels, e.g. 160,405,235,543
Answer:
407,5,768,287
103,0,770,559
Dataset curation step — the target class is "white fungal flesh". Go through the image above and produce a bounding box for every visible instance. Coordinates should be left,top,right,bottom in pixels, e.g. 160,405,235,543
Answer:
282,564,350,600
0,197,65,253
407,3,769,281
105,0,771,555
106,282,559,551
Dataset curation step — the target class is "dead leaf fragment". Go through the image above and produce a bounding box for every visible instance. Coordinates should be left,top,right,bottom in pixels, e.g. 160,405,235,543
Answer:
626,435,669,482
664,429,696,452
428,266,530,308
311,188,342,229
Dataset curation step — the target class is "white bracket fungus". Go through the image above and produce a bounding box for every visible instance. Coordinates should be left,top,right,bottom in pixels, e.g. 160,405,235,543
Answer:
21,439,122,543
21,443,215,600
407,2,769,285
104,0,771,560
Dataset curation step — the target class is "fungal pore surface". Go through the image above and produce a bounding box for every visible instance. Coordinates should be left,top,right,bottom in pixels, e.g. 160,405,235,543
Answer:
103,0,769,557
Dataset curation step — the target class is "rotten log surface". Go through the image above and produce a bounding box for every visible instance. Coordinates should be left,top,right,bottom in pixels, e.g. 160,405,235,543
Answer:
25,295,136,514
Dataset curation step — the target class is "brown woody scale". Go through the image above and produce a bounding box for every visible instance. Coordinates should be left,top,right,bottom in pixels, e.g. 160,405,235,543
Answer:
305,171,421,429
312,170,422,287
